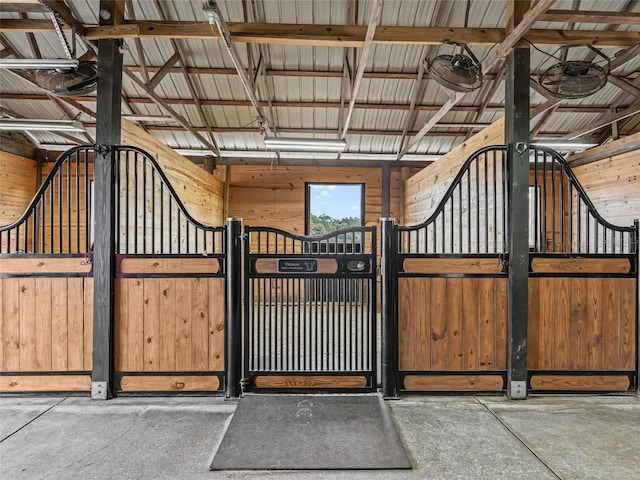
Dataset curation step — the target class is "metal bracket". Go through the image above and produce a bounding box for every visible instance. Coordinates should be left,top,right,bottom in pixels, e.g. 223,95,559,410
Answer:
94,144,111,155
509,380,527,400
91,381,108,400
515,142,529,154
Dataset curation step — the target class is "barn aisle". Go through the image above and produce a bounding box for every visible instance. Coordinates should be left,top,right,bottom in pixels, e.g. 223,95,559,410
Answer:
1,395,638,479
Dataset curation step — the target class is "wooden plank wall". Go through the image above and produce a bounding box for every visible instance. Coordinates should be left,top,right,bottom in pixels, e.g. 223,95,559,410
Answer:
528,277,636,372
572,149,640,228
404,118,505,225
115,276,225,378
0,276,93,392
121,120,224,226
398,277,508,372
227,165,401,235
0,151,37,251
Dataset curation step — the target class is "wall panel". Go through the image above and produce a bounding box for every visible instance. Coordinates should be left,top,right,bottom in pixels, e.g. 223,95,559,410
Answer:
528,277,636,372
398,276,508,372
115,276,225,375
0,151,37,251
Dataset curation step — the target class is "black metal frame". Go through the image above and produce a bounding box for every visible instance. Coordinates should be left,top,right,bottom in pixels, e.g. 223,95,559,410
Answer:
0,146,94,255
243,225,377,392
111,146,227,395
383,146,510,394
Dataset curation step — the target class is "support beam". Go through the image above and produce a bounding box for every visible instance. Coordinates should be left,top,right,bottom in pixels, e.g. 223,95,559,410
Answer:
563,98,640,139
505,0,530,401
541,9,640,25
341,0,382,138
92,0,124,401
5,19,640,48
147,51,179,90
566,130,640,167
124,68,221,155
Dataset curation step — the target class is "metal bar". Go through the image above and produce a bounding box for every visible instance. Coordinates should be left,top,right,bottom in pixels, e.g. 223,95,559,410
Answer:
476,156,480,253
577,196,582,253
125,151,129,253
76,152,80,252
551,152,556,252
226,218,242,398
381,218,398,397
560,163,565,252
58,161,62,253
484,153,489,253
143,152,147,252
493,149,497,252
468,170,472,253
67,156,71,252
49,172,53,253
151,169,155,253
134,152,138,254
542,151,547,252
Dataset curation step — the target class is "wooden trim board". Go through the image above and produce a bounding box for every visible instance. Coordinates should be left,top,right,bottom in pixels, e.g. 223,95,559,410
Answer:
0,257,92,275
403,375,504,391
254,375,367,388
403,257,503,274
531,257,631,274
119,257,220,274
0,375,91,392
119,375,221,391
530,375,630,391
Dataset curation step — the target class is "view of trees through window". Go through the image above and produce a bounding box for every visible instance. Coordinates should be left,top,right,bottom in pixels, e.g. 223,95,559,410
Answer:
306,184,363,236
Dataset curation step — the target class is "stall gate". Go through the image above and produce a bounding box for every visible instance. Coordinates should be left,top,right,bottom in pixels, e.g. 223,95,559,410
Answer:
243,226,377,391
112,146,226,394
382,145,638,394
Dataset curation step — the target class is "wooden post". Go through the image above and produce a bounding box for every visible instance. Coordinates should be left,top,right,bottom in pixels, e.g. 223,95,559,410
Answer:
92,0,124,400
204,154,215,174
505,0,530,400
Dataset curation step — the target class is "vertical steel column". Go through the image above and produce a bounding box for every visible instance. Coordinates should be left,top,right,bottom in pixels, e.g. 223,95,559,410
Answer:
92,14,123,400
382,163,391,218
634,219,639,394
226,218,243,398
381,218,398,398
505,0,530,400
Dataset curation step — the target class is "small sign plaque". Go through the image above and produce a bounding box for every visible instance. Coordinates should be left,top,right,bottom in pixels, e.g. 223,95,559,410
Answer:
277,258,318,273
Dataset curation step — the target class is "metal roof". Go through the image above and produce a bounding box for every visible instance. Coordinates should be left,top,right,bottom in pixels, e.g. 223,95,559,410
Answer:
1,0,639,164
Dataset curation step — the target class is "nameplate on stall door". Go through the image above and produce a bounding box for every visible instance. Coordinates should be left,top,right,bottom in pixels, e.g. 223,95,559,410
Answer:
277,259,318,273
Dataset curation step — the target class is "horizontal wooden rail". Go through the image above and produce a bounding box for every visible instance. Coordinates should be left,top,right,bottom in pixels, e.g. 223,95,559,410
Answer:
403,375,504,391
254,375,367,388
0,257,92,275
119,257,220,275
0,375,91,392
531,257,631,274
119,375,221,392
402,258,504,274
530,375,630,391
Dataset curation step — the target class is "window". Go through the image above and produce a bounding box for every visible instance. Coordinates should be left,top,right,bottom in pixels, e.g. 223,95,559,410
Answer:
305,183,364,235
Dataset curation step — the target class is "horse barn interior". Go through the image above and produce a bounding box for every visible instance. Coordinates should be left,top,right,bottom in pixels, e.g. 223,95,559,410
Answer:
0,0,639,407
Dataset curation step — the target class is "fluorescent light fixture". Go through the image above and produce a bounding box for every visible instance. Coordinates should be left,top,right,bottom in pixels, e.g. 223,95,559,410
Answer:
0,118,85,132
0,58,79,70
531,140,598,150
264,136,347,152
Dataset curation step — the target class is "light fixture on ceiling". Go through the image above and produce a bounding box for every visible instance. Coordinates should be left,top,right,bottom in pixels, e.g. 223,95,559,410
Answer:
0,58,79,70
0,118,85,132
531,140,598,150
263,137,348,152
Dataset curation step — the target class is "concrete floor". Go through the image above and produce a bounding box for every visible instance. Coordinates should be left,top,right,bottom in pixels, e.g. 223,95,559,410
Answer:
1,394,638,480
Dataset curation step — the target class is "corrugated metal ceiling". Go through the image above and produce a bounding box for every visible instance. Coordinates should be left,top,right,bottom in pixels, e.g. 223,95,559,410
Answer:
0,0,638,160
